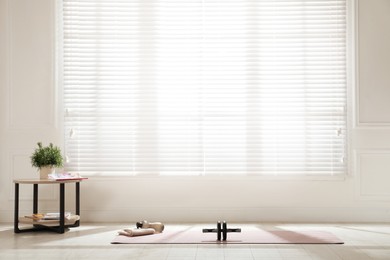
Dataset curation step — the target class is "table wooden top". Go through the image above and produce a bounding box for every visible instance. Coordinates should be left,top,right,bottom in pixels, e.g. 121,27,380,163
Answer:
14,179,84,184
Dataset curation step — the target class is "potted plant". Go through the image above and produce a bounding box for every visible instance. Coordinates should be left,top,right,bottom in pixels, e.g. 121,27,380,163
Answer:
31,142,64,179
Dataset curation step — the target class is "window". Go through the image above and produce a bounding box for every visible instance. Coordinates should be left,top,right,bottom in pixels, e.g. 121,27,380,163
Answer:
61,0,347,176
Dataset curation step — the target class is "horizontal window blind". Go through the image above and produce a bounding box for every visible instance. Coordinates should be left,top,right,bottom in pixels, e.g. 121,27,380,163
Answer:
62,0,347,176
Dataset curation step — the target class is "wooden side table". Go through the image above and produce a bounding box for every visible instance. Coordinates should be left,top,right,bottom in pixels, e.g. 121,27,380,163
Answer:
14,179,83,234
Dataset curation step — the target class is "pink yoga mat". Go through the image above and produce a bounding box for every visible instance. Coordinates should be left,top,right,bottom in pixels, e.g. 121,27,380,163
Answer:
111,226,343,244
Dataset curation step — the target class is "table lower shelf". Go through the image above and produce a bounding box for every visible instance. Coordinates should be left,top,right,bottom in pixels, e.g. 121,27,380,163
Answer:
17,214,80,229
19,214,80,226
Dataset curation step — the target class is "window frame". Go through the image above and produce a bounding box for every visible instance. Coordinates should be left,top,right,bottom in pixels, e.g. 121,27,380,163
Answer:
55,0,355,180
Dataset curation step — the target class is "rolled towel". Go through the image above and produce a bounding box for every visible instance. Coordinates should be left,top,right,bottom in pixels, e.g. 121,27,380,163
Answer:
119,228,155,237
137,220,164,233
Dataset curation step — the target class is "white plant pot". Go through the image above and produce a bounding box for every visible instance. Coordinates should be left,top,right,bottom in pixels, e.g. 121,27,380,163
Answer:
39,166,55,179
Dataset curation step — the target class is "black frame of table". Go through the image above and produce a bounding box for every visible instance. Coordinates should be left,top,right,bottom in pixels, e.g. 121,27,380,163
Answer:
14,180,81,234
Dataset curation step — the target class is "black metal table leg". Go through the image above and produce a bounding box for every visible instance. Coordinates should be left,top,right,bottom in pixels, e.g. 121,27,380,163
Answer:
32,184,40,229
33,184,38,214
59,183,65,233
74,182,80,227
14,183,20,233
76,182,80,215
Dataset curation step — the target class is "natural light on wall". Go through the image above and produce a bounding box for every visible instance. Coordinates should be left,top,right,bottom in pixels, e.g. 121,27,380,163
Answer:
61,0,347,176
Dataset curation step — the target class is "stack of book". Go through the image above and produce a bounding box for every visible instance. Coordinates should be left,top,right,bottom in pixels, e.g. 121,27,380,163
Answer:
25,212,72,221
21,212,80,226
48,172,88,181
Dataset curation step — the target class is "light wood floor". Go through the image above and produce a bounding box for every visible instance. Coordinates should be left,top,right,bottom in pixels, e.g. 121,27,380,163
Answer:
1,223,390,259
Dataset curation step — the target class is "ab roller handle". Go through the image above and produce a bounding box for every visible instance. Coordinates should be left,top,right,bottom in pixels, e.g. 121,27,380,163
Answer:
202,221,241,241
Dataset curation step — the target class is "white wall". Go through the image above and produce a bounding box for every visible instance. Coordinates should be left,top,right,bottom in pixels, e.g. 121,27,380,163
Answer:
1,0,390,223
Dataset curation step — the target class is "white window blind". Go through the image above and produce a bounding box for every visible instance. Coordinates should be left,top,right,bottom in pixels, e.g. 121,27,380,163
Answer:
62,0,347,176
